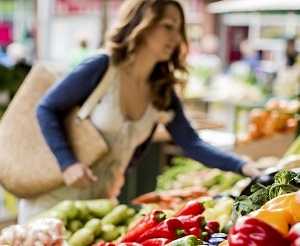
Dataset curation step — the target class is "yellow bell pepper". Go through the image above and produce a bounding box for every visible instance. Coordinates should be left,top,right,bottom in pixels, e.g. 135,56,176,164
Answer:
250,192,300,236
250,208,292,235
261,192,300,224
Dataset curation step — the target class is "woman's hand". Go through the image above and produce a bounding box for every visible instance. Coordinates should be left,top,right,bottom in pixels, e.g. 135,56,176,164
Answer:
63,162,98,189
241,158,262,178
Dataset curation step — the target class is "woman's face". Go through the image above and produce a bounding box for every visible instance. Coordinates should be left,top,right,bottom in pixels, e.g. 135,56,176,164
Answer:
142,4,183,62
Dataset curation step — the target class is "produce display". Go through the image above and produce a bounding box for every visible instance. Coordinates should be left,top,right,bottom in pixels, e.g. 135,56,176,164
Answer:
1,124,300,246
239,98,299,143
132,158,243,212
156,158,243,196
129,156,300,246
131,187,208,210
94,200,226,246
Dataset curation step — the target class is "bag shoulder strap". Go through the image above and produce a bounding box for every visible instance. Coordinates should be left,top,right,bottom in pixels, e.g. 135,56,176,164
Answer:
77,56,115,120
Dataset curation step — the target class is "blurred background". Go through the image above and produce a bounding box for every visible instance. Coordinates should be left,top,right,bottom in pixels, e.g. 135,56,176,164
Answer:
0,0,299,119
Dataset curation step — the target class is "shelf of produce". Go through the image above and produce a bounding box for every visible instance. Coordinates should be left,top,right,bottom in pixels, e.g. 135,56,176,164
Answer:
161,129,236,157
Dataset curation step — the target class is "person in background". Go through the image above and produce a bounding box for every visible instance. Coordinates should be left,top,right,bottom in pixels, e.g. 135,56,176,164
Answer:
0,42,31,98
285,37,298,67
0,46,13,68
273,38,300,98
69,37,93,68
19,0,261,224
239,39,261,73
6,42,31,93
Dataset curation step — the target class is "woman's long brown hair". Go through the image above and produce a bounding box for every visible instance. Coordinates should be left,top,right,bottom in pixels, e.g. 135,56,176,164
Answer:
105,0,188,110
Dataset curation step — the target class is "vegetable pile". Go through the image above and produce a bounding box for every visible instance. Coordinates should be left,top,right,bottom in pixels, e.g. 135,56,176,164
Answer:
156,158,242,195
94,200,226,246
37,199,136,246
238,98,299,143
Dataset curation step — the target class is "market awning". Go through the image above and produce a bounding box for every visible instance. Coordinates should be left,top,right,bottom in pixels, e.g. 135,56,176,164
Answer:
208,0,300,13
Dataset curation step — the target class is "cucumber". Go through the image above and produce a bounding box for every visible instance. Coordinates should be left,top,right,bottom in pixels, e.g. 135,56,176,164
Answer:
86,199,117,218
85,218,102,237
74,201,90,221
102,205,129,225
101,224,120,241
53,200,78,220
69,220,83,233
68,228,95,246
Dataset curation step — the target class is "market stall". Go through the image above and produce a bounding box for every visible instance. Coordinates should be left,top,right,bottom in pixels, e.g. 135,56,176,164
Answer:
1,132,300,245
0,46,299,246
1,1,300,245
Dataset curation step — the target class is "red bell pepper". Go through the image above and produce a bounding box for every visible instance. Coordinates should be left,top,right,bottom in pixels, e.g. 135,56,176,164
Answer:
121,210,166,242
288,223,300,246
119,243,143,246
228,217,290,246
176,215,205,229
141,238,170,246
175,200,205,217
136,218,185,242
176,214,205,238
188,227,201,238
204,221,219,235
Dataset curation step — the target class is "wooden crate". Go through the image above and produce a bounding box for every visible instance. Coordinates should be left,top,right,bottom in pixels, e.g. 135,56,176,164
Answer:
235,131,296,160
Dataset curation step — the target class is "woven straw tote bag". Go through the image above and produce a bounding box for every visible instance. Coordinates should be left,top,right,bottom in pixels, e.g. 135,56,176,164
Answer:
0,61,114,198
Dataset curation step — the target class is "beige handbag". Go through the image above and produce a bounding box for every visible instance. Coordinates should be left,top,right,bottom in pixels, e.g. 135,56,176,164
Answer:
0,60,115,198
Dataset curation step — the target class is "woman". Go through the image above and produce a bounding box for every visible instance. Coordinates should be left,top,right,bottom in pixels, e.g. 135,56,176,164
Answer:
19,0,259,223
